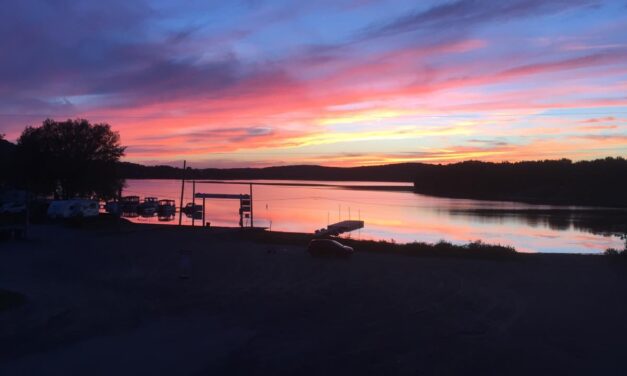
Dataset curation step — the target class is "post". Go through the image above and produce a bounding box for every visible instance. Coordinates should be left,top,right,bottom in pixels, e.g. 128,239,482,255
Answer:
249,183,253,228
202,197,206,225
178,160,186,226
192,180,196,227
239,197,243,228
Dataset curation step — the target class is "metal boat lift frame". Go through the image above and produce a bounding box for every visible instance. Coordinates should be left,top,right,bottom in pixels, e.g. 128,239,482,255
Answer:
193,182,254,228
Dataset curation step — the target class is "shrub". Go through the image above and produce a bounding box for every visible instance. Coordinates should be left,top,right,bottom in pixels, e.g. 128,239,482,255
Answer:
604,248,622,256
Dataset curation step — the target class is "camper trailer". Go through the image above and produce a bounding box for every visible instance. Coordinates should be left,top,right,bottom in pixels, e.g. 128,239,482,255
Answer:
47,199,99,219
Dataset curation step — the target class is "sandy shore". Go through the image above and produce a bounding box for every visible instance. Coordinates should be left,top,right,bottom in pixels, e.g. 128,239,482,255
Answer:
1,222,626,375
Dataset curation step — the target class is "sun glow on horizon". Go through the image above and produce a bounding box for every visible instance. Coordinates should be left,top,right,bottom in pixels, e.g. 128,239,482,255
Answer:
1,1,626,168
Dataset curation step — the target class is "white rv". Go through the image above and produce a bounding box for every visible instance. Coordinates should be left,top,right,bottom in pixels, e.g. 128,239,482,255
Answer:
47,199,99,219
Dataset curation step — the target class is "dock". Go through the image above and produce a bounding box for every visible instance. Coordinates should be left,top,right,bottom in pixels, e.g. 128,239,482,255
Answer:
315,220,364,237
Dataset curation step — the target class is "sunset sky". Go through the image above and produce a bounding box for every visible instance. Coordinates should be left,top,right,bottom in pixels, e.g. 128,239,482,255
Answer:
1,0,626,167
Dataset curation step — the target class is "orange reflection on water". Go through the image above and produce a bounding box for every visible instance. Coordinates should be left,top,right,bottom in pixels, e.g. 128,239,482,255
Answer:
122,179,625,254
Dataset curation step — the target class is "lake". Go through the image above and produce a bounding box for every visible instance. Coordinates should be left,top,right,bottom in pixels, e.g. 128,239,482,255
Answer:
122,179,626,254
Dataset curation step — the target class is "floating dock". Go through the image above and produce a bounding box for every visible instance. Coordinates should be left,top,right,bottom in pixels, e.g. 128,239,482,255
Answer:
315,220,364,237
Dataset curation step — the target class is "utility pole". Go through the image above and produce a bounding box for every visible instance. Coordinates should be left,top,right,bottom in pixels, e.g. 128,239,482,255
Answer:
192,180,196,227
202,197,206,226
178,160,186,226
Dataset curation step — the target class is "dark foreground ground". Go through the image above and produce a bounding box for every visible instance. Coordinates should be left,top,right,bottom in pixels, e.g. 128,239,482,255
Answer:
1,223,626,375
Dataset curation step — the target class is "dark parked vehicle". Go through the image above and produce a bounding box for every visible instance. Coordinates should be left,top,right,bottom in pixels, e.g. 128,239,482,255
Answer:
307,239,354,258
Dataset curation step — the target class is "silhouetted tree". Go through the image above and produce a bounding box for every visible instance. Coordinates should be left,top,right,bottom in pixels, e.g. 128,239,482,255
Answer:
16,119,125,199
0,135,16,187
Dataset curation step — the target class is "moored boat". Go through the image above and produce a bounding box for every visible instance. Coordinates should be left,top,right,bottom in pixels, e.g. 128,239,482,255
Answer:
121,196,140,215
181,202,202,215
139,196,159,216
157,199,176,216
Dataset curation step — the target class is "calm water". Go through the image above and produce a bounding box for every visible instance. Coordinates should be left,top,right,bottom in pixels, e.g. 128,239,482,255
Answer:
122,179,625,254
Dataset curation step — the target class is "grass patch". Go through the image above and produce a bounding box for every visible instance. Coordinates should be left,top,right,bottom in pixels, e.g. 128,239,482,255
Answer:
243,230,517,259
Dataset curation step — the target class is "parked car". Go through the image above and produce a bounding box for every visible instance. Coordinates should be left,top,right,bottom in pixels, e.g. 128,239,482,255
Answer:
0,201,26,214
307,239,354,258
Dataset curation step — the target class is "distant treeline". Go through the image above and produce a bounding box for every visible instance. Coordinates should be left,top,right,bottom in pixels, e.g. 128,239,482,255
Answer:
3,136,626,207
412,158,627,208
117,162,423,182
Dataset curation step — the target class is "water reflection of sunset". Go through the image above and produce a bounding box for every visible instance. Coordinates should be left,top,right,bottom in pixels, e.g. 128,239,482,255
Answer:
124,180,624,254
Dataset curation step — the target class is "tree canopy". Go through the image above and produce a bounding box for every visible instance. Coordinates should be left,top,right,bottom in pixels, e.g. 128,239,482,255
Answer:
0,136,14,187
16,119,125,199
413,158,627,207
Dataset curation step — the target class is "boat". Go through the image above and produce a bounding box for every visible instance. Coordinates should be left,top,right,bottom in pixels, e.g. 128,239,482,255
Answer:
181,202,202,215
185,211,203,220
313,220,365,237
157,199,176,216
105,201,122,216
139,196,159,216
120,196,140,215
